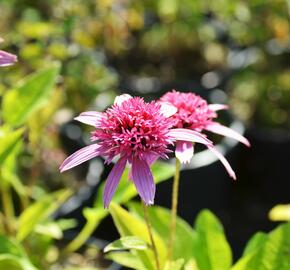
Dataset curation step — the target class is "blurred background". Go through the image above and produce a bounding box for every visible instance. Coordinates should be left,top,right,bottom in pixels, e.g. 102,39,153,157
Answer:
1,0,290,264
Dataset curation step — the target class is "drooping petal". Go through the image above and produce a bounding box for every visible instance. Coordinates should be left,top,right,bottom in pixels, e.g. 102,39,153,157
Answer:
208,104,229,111
132,157,155,205
159,102,177,117
59,144,100,172
175,140,194,164
0,50,17,67
103,156,127,208
74,111,103,127
169,128,212,146
205,122,250,147
114,94,132,105
207,145,236,180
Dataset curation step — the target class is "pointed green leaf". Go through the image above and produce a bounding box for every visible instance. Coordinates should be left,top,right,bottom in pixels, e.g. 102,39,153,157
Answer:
0,128,24,166
231,223,290,270
109,203,167,270
128,202,195,261
17,189,71,241
104,236,148,253
2,65,60,126
193,210,232,270
242,232,268,256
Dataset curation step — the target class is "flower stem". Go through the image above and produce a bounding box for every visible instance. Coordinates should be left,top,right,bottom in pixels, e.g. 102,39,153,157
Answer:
168,158,181,261
142,203,160,270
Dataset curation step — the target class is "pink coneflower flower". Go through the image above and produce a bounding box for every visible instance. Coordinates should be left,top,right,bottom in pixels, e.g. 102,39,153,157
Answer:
0,38,17,67
60,94,211,207
160,90,250,179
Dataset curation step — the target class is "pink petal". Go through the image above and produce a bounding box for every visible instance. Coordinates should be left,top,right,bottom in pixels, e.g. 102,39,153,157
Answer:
175,141,194,164
169,128,212,146
114,94,132,105
205,122,250,147
74,111,103,127
208,104,229,111
103,156,127,208
159,102,177,117
207,145,236,180
132,157,155,205
59,144,100,172
0,50,17,67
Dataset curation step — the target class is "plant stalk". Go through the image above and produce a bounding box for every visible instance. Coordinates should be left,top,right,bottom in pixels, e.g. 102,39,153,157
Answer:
168,158,181,261
142,202,160,270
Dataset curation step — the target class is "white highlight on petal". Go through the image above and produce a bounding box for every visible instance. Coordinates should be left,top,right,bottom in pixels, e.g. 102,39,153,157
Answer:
132,157,155,205
159,102,178,117
175,141,194,164
114,94,133,105
207,145,236,180
205,122,250,147
208,104,229,111
103,156,127,208
74,111,103,127
169,128,212,146
59,143,100,172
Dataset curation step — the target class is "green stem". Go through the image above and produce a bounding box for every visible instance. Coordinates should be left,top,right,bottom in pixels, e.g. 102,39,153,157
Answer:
1,182,15,234
168,158,181,261
142,203,160,270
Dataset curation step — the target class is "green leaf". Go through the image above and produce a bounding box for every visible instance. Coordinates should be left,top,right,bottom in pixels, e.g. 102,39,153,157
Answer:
128,202,195,261
242,232,268,256
106,252,146,270
231,222,290,270
0,128,24,166
2,65,60,126
34,223,63,239
0,235,38,270
109,203,167,270
269,204,290,222
104,236,148,253
164,259,185,270
193,210,232,270
17,189,72,241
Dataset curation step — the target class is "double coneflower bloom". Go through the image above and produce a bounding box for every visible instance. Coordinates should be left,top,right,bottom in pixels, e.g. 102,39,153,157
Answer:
0,38,17,67
60,91,249,207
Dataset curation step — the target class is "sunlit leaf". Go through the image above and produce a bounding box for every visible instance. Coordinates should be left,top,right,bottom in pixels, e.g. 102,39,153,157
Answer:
104,236,148,253
193,210,232,270
2,65,60,126
269,204,290,222
164,259,185,270
128,202,195,261
17,189,72,241
109,203,167,270
231,223,290,270
106,251,145,270
242,232,268,256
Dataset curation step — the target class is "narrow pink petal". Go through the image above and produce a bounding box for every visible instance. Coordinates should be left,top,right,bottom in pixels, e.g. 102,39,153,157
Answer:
175,141,194,164
205,122,250,147
208,104,229,111
114,94,132,105
159,102,177,117
74,111,103,127
169,128,212,146
103,157,127,208
0,50,17,67
207,145,236,180
59,144,100,172
132,157,155,205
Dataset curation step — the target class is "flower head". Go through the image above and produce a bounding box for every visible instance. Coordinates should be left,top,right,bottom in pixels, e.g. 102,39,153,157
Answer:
161,90,250,179
60,95,176,207
0,38,17,67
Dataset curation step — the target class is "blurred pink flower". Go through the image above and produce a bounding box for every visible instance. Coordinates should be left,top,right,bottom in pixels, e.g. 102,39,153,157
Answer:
160,90,250,179
0,38,17,67
60,94,211,207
